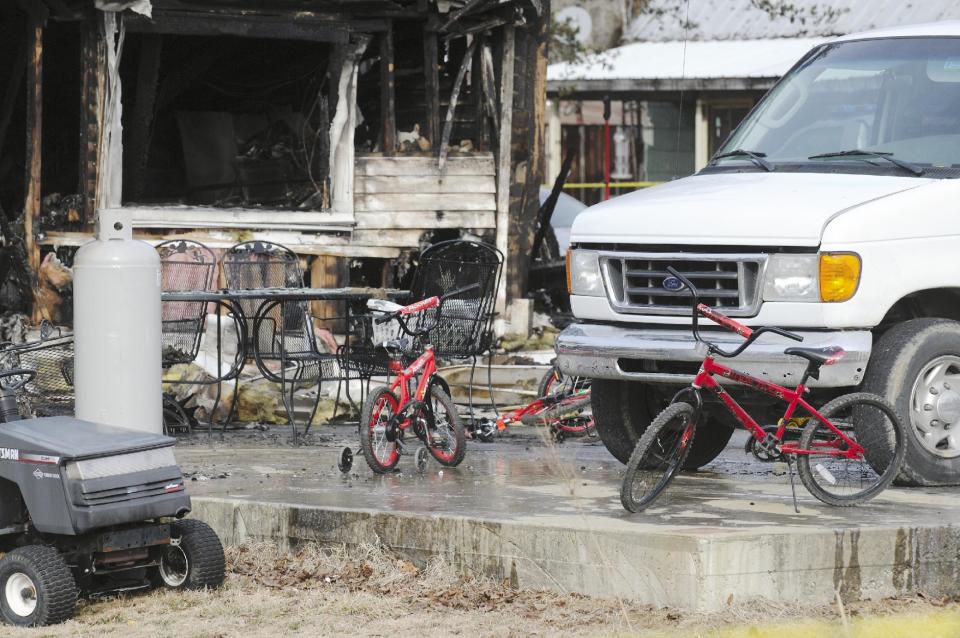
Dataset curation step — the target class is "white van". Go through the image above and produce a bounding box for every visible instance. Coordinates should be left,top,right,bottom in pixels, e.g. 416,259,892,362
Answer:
558,22,960,484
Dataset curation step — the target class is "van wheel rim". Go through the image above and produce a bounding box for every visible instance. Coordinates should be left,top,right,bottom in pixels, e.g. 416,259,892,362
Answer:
5,572,37,617
159,545,189,587
910,355,960,459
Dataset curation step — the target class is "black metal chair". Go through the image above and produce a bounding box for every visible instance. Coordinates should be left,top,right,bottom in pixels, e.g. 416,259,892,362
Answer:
157,240,222,434
407,239,503,417
157,240,217,368
221,241,341,435
0,329,74,418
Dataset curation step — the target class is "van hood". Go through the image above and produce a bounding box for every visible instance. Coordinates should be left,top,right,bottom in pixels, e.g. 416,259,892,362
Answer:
570,172,932,247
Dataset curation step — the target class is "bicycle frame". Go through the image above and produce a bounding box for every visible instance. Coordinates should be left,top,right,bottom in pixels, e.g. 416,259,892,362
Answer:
693,356,864,459
385,346,438,431
497,388,591,429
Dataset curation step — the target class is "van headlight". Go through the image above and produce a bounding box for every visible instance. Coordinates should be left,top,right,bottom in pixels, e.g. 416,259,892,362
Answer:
763,252,861,303
565,249,604,297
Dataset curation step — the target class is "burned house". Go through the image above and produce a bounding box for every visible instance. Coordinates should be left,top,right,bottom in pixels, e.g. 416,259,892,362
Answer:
0,0,548,327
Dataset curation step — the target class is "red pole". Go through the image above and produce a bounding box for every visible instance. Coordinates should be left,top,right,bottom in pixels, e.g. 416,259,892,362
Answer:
602,95,611,200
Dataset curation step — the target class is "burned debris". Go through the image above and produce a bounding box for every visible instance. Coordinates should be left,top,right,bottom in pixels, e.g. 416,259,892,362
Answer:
0,0,548,327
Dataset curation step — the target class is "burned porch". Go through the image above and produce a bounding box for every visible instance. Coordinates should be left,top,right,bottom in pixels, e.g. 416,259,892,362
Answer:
0,0,548,328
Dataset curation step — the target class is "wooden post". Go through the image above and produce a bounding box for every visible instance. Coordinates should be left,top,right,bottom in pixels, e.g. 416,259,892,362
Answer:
422,26,439,150
494,25,514,327
506,8,549,303
79,17,105,226
380,22,396,156
24,20,43,322
310,255,348,333
125,33,163,202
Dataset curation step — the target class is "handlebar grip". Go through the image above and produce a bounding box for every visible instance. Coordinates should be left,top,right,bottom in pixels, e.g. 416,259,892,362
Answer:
374,313,397,325
440,282,481,301
769,327,804,342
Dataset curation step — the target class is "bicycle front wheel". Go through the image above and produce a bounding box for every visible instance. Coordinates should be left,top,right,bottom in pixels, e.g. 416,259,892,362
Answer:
620,402,697,513
359,387,401,474
797,393,905,506
424,387,466,467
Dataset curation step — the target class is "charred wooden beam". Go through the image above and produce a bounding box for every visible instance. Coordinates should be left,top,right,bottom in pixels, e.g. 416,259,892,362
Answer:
78,17,105,225
124,12,352,43
479,40,499,141
125,33,163,202
438,38,477,171
494,24,513,314
439,0,490,33
422,26,439,151
24,20,43,321
379,22,396,156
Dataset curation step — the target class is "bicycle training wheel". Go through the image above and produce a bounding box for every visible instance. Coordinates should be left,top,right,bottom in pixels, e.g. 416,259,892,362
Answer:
424,387,466,467
797,392,905,506
620,402,697,513
359,386,402,474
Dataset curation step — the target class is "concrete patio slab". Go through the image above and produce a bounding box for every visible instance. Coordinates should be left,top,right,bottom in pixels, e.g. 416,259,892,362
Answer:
175,428,960,610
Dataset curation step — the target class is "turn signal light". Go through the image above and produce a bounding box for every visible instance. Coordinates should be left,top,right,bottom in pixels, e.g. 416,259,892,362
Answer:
819,253,861,302
565,249,573,294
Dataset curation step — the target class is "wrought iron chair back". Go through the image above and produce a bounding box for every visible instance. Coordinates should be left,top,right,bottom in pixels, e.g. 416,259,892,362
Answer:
409,240,503,359
157,240,217,367
221,241,325,385
0,332,74,417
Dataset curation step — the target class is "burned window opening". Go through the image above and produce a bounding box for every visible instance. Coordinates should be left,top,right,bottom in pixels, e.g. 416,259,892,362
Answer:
119,34,335,210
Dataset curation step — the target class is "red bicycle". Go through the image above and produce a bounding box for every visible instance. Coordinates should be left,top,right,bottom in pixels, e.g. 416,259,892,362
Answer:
350,286,475,474
496,366,593,441
621,267,905,513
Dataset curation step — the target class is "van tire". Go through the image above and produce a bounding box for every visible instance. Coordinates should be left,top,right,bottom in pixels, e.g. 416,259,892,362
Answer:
590,379,733,469
862,318,960,486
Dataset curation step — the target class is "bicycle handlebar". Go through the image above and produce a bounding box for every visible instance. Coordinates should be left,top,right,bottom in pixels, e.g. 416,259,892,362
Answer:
373,283,481,338
665,266,803,358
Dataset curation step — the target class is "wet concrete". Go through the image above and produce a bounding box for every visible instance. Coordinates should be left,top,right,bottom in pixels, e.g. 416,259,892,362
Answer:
176,427,960,610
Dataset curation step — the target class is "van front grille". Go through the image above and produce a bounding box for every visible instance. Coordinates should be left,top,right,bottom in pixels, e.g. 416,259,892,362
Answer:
600,252,766,316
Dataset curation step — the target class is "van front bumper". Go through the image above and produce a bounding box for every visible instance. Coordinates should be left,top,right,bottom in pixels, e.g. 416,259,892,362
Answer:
555,323,872,388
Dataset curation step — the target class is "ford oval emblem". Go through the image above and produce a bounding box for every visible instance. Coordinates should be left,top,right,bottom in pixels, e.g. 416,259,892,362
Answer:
662,276,684,291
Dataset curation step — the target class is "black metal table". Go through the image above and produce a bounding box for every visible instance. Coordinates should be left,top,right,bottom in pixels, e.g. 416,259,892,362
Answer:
161,287,408,439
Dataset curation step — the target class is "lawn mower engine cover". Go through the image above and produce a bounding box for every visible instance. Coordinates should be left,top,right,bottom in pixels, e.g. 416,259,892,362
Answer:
0,416,190,535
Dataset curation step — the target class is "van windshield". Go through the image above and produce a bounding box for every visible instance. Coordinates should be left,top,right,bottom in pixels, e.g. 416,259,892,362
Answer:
715,37,960,176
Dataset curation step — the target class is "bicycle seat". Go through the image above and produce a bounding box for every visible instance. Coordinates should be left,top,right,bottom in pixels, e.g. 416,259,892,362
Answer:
784,345,845,367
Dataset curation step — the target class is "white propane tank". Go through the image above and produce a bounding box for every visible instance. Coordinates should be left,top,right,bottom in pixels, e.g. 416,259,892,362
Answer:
73,209,162,433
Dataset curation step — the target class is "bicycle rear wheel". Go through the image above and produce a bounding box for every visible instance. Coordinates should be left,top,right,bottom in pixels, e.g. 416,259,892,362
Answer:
424,387,466,467
620,402,697,513
359,386,401,474
797,393,905,506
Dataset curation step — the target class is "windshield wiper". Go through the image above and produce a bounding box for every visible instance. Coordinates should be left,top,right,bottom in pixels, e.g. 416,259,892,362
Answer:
808,149,925,176
711,149,774,172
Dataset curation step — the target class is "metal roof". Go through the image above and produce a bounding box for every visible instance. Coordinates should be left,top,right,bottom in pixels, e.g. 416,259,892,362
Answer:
547,37,826,88
627,0,960,42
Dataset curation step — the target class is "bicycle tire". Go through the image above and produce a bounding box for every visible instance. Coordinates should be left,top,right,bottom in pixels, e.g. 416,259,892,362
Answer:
424,387,467,467
797,392,905,506
620,402,697,513
519,394,592,426
359,386,402,474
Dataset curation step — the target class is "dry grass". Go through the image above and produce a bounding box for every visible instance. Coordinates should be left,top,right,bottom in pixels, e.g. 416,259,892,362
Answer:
10,541,960,638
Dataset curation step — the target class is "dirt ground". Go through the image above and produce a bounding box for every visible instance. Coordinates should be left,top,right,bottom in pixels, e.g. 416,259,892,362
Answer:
12,541,960,638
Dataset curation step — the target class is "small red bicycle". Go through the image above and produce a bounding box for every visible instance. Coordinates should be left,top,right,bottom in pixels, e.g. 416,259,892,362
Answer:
621,267,905,513
496,366,593,441
343,286,476,474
